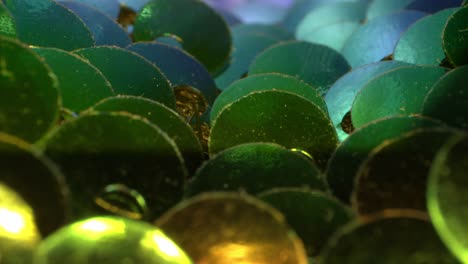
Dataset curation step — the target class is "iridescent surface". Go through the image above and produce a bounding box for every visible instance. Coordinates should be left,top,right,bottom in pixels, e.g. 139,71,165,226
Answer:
394,8,458,65
34,216,193,264
0,183,41,264
428,135,468,263
231,23,293,41
59,0,120,18
406,0,462,13
127,42,218,105
320,210,459,263
351,66,446,129
133,0,232,75
227,0,291,24
33,47,114,113
366,0,414,20
156,192,308,264
186,143,325,197
326,116,444,204
259,189,354,256
59,1,132,47
214,32,279,90
0,133,69,236
352,128,459,215
4,0,94,50
209,90,338,168
0,36,60,143
91,96,203,175
296,1,367,41
43,112,187,220
442,6,468,66
297,21,359,52
0,2,16,38
211,73,327,122
154,36,183,49
73,46,176,110
282,0,359,33
342,11,427,68
249,41,351,96
325,61,409,141
423,65,468,129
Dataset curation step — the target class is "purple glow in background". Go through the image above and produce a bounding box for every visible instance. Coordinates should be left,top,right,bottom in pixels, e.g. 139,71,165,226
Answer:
204,0,294,8
203,0,295,24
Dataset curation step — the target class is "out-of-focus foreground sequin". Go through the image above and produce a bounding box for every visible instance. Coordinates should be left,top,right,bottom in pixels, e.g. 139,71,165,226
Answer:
34,216,193,264
156,192,308,264
0,183,41,263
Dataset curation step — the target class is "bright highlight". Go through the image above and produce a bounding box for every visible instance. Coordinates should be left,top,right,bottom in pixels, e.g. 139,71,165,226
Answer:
0,208,25,234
